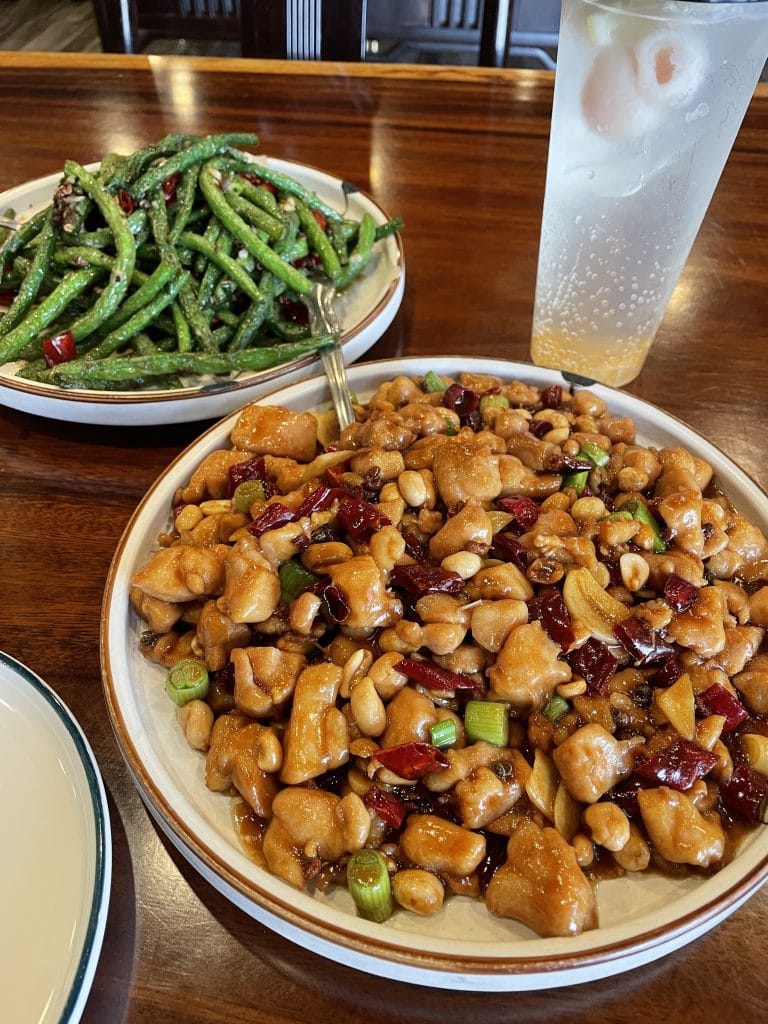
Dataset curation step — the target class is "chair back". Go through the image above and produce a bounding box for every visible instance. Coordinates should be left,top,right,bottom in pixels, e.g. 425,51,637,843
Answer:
240,0,367,61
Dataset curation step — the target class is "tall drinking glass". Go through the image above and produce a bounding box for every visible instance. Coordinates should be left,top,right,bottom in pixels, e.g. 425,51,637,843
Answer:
531,0,768,387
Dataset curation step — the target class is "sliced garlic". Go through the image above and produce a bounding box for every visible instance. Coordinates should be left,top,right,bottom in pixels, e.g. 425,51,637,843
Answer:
562,566,630,645
654,672,695,741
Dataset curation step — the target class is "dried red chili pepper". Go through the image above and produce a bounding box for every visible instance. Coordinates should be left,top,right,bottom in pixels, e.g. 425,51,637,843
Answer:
663,573,698,612
567,637,617,694
247,502,296,538
613,617,676,666
337,498,391,541
633,737,719,790
239,172,277,193
697,682,748,733
278,294,310,325
296,485,346,518
443,383,481,428
527,590,574,651
528,419,553,439
42,330,77,367
162,173,181,203
389,564,464,596
320,583,351,624
540,384,562,409
363,786,406,829
647,655,684,689
311,208,328,231
394,658,478,691
117,189,135,215
491,533,529,573
228,455,268,496
719,763,768,824
496,496,540,533
374,742,449,780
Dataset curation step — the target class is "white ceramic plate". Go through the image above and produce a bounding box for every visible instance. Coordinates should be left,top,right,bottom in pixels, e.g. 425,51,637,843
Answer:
0,158,404,426
101,356,768,991
0,651,111,1022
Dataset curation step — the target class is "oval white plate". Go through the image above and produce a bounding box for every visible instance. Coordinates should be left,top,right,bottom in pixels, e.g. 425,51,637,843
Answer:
0,158,404,426
0,651,111,1022
101,356,768,991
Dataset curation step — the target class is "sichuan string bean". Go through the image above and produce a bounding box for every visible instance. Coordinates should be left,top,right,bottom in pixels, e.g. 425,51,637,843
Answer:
0,132,403,391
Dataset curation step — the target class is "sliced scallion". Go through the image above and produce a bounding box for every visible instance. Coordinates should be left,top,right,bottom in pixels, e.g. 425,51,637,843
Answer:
579,440,610,468
346,849,393,923
617,497,667,553
479,393,510,413
233,479,266,513
429,718,458,749
424,370,447,393
543,694,570,723
279,559,319,603
464,700,509,746
563,469,589,495
165,659,209,706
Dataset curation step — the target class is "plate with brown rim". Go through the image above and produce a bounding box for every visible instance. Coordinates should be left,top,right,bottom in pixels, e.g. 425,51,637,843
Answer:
101,356,768,990
0,158,404,426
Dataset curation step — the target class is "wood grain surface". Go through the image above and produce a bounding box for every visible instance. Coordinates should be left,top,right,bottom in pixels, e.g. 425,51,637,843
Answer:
1,53,767,1023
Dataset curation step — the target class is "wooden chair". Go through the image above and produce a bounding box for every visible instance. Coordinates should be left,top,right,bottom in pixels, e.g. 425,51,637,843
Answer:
240,0,367,61
479,0,559,70
92,1,242,55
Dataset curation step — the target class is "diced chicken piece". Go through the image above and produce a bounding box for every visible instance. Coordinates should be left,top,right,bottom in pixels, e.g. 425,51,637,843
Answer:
725,509,768,563
655,447,713,494
263,788,370,888
706,625,764,676
453,765,525,829
130,543,228,603
195,599,252,671
129,586,182,634
553,724,642,804
734,654,768,714
656,488,704,558
428,501,493,561
424,741,528,791
748,586,768,627
381,686,437,748
205,711,251,791
340,412,416,452
497,454,562,500
470,563,534,602
397,403,461,437
281,663,349,784
174,449,252,505
504,433,563,472
224,722,282,818
637,787,725,868
369,375,425,408
487,621,571,711
642,550,706,590
216,535,281,624
665,586,727,660
232,646,307,717
230,403,318,462
485,819,597,937
326,555,403,632
400,814,486,877
432,441,502,508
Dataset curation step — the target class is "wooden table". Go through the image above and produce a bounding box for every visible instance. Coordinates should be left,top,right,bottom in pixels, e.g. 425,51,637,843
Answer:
1,53,767,1023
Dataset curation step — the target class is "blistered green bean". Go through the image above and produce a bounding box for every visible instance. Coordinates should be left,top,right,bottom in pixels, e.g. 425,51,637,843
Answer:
51,336,334,384
0,215,56,338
